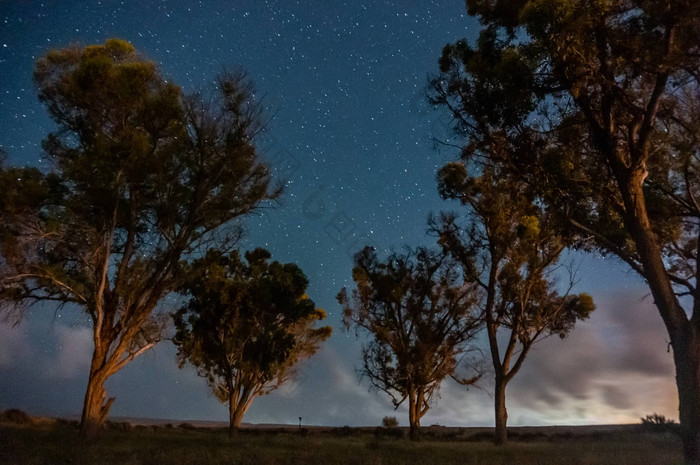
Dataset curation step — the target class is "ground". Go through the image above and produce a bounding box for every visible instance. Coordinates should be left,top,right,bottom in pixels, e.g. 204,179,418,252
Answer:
0,413,682,465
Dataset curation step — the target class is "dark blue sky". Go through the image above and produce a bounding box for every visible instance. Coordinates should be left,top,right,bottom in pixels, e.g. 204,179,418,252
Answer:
0,0,675,427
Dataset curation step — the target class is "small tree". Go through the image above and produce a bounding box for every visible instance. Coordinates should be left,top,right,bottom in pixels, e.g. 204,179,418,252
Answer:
434,165,594,444
0,39,279,438
338,246,481,441
173,248,332,437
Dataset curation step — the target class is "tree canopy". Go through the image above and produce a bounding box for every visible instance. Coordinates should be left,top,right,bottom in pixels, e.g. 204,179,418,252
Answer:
0,39,280,437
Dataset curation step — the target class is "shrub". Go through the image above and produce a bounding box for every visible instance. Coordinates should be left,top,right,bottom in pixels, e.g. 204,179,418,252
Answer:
382,416,399,428
640,413,680,435
641,413,675,426
2,409,32,424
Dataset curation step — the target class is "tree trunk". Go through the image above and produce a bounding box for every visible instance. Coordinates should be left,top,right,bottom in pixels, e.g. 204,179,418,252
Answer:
228,400,243,438
228,414,239,438
619,172,700,464
408,394,421,441
228,390,255,439
494,377,508,445
673,328,700,465
79,367,115,439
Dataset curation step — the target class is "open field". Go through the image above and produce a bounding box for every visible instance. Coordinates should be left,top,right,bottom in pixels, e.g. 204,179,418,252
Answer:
0,416,682,465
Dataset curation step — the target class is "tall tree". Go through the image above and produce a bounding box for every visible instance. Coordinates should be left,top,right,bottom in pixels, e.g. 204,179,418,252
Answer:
173,248,331,437
431,1,700,461
0,39,279,438
434,164,594,444
338,246,482,440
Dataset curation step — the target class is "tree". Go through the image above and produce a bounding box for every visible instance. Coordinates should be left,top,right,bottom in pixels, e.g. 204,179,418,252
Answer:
173,248,332,437
338,246,482,440
0,39,280,438
431,1,700,461
434,163,594,444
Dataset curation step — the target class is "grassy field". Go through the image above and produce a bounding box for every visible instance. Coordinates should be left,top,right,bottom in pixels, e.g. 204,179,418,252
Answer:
0,418,682,465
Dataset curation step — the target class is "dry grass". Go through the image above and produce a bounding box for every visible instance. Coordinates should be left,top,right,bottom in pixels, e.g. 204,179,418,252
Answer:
0,418,683,465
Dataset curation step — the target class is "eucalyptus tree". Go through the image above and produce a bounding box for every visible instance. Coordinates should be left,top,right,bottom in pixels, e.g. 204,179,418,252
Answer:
0,39,280,438
434,164,594,444
174,248,332,437
431,1,700,460
338,246,482,440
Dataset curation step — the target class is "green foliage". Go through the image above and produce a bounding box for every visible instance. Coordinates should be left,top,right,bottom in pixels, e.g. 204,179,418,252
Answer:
173,248,331,425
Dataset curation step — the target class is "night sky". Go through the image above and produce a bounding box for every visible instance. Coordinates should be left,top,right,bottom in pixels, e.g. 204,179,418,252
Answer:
0,0,676,427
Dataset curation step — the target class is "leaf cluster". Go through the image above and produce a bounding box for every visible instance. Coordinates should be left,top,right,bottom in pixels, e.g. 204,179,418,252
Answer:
430,0,700,299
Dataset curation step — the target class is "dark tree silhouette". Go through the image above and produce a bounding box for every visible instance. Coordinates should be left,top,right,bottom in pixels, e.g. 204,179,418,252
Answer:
431,1,700,461
338,246,482,440
173,248,331,437
434,164,594,444
0,39,280,438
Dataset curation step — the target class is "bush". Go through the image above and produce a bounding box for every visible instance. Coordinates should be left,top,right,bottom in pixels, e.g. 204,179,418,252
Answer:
641,413,675,426
1,409,32,424
382,416,399,428
640,413,680,435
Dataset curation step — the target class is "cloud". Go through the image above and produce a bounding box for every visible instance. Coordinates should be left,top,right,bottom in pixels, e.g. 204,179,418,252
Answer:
44,325,93,379
0,283,680,426
0,322,31,367
599,383,635,410
504,288,676,422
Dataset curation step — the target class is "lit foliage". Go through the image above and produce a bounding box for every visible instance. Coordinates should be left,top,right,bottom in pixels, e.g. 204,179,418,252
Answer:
430,0,699,459
0,39,279,437
173,248,331,435
338,246,481,440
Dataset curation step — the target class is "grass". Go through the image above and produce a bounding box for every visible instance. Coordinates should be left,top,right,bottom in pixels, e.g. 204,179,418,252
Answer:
0,420,683,465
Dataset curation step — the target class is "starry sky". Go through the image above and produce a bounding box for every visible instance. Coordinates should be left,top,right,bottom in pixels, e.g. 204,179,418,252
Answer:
0,0,677,427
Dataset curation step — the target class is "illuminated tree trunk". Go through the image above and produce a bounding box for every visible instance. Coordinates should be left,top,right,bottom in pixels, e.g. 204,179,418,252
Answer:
494,377,508,445
79,347,115,439
408,391,421,441
619,170,700,465
228,405,242,438
228,388,256,439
